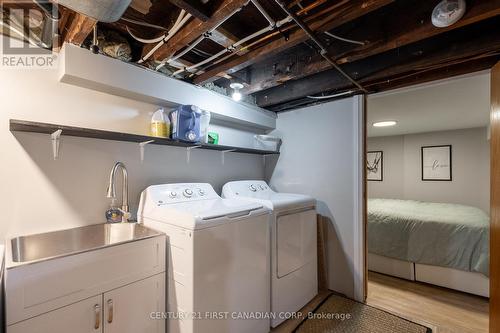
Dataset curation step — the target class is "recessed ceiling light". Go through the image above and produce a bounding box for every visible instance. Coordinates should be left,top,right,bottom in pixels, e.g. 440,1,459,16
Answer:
373,121,397,127
229,82,244,90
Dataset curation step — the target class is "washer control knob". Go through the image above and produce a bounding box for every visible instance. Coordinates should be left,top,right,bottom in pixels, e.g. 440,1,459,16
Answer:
197,189,205,196
184,189,193,197
169,191,178,198
249,185,257,192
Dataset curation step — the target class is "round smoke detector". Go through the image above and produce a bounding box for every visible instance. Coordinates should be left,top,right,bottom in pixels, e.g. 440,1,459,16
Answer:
431,0,466,28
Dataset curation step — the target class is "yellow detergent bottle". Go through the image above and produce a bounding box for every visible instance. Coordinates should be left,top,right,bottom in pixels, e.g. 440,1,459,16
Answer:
150,108,170,138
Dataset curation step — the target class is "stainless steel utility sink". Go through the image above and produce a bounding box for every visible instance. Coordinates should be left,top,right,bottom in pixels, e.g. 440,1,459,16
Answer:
6,223,162,268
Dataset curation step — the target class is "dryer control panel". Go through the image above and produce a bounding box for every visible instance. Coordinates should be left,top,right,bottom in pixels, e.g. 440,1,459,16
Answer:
223,180,273,198
143,183,219,205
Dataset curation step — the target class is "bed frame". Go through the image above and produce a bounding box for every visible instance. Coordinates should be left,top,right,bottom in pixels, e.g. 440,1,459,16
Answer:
368,253,489,298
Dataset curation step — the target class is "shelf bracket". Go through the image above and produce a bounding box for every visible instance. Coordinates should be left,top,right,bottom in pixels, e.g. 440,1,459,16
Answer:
139,140,155,163
221,149,236,165
51,129,62,160
186,145,202,164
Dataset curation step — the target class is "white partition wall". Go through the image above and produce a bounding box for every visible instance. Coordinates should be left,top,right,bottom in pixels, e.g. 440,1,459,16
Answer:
266,96,365,300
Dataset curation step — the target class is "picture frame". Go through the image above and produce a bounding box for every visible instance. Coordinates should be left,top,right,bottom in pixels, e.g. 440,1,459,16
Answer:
421,145,452,181
367,151,383,181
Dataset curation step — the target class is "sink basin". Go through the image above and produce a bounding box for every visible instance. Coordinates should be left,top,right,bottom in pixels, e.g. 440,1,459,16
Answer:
7,223,161,268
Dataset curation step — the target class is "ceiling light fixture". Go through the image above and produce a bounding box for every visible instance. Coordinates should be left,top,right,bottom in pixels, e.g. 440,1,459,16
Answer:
373,121,397,127
230,82,244,102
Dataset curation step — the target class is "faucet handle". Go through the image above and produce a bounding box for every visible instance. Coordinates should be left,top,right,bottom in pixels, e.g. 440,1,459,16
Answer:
117,208,132,222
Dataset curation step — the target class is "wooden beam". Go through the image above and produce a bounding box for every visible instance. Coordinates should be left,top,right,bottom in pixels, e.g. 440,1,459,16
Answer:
142,0,248,61
169,0,210,22
63,13,96,46
242,0,500,95
255,20,500,107
338,0,500,65
193,0,395,85
270,57,498,112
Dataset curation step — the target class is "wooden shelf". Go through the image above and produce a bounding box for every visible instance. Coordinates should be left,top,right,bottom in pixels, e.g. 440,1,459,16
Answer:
9,119,280,156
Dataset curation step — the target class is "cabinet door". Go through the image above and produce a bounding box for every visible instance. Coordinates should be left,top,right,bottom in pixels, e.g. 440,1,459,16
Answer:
8,295,103,333
104,273,165,333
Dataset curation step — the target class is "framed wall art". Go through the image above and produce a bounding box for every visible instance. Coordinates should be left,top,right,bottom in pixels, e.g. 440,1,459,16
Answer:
421,145,452,181
367,151,383,181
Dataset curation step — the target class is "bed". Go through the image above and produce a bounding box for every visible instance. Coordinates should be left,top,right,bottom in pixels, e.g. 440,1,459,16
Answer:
367,198,490,297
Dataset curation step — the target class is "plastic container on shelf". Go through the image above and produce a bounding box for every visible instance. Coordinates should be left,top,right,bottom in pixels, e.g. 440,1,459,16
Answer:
253,135,282,152
150,108,170,138
199,110,211,144
169,105,202,142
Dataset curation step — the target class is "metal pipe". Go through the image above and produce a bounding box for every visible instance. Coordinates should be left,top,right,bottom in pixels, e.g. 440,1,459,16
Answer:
250,0,275,26
34,0,60,49
157,4,248,70
173,23,273,76
296,0,328,15
200,15,291,69
273,0,366,93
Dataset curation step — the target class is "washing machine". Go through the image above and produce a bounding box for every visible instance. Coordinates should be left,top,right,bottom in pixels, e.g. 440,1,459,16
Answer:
138,183,271,333
222,180,317,328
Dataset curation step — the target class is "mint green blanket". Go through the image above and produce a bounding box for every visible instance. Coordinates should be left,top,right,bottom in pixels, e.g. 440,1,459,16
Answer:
368,199,490,276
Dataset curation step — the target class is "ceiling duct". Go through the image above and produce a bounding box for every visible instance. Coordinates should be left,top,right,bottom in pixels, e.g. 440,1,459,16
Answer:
34,0,59,48
53,0,132,23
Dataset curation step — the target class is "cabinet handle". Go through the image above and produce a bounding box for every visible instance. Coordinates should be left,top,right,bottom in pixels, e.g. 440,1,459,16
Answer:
94,304,101,330
107,299,114,324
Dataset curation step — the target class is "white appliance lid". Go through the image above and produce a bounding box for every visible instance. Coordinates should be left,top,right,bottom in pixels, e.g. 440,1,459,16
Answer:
160,198,264,220
222,180,316,211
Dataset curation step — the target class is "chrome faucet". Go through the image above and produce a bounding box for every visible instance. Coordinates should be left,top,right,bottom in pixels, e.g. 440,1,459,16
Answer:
106,162,130,223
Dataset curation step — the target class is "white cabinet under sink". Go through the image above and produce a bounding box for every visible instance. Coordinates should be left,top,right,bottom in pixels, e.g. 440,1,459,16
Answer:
8,295,103,333
104,273,165,333
5,234,166,333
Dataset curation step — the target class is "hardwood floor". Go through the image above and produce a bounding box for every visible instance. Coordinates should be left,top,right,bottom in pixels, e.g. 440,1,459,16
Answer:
367,271,489,333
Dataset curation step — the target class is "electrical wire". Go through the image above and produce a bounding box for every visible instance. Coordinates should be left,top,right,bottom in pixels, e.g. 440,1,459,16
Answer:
324,31,365,46
121,17,168,31
307,90,355,99
126,26,165,44
138,10,190,63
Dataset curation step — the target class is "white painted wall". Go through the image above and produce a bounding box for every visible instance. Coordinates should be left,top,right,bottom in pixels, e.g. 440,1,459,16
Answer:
266,97,365,300
0,58,265,239
368,127,490,212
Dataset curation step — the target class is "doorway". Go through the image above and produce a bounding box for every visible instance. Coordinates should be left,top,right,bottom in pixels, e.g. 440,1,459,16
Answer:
364,72,492,333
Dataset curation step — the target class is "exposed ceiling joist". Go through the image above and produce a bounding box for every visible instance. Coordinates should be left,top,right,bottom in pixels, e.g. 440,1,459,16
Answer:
338,0,500,65
208,28,248,55
141,0,248,61
239,0,500,95
63,13,97,46
193,0,395,85
169,0,211,22
255,19,500,108
271,56,498,112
